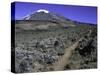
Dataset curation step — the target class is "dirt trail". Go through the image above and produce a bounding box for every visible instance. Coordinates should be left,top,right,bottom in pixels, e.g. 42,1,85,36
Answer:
51,30,92,70
52,38,81,70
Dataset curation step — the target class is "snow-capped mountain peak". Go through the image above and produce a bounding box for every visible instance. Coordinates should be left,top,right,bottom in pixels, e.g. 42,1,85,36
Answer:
23,9,73,26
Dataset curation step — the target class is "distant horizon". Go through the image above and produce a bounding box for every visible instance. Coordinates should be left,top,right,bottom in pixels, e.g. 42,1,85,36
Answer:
12,2,97,24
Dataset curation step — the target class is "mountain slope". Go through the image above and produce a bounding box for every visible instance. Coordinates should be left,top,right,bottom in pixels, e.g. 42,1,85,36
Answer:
23,9,75,26
15,9,76,31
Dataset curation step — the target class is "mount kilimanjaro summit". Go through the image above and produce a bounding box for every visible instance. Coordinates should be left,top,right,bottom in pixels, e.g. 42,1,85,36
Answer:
23,9,71,22
15,9,75,31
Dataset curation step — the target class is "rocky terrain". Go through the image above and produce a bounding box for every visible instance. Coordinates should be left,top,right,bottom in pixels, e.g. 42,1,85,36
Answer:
12,10,97,73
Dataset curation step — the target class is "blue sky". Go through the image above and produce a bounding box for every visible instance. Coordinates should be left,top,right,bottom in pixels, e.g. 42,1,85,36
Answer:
12,2,97,24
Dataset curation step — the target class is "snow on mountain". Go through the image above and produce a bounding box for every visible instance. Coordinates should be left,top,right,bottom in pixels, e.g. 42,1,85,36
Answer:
37,9,49,13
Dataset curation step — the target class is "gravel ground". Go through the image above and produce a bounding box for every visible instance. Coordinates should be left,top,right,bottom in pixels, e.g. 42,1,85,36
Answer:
13,24,97,73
